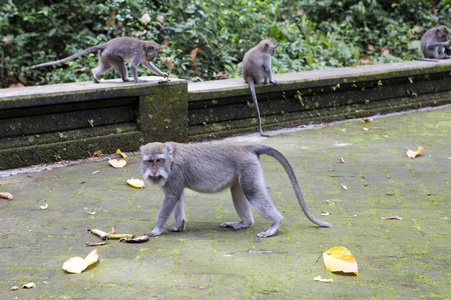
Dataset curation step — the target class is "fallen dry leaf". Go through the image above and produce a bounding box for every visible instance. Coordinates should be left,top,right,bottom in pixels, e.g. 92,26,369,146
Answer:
40,203,48,209
116,149,127,158
342,184,348,190
127,178,145,189
321,211,330,216
0,181,16,186
0,192,13,200
363,127,369,131
345,215,358,218
93,150,103,157
326,200,335,205
313,276,333,283
361,118,372,124
109,159,126,168
62,248,99,274
45,167,53,171
212,71,229,80
10,286,19,291
380,216,403,220
405,146,424,159
22,282,36,289
337,157,345,163
322,246,358,275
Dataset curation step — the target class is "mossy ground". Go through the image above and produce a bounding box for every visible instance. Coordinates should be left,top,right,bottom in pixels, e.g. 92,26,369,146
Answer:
0,105,450,299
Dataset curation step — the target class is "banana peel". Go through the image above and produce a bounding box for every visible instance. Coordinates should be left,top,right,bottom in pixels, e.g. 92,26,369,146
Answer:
119,235,149,243
158,76,170,84
87,229,134,240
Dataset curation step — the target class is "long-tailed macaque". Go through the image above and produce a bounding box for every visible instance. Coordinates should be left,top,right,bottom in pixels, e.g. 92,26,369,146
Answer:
420,26,450,59
32,37,168,83
242,39,278,137
140,142,332,238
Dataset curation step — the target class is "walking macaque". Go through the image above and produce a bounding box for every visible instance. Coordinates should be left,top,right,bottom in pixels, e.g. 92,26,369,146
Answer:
140,142,332,238
32,37,168,83
242,39,278,137
420,26,450,59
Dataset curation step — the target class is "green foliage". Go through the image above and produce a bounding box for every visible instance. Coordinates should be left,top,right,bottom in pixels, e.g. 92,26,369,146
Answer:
1,0,450,87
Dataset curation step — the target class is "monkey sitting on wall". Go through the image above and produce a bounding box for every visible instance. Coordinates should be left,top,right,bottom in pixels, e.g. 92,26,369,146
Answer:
242,39,278,137
140,142,332,238
420,26,450,60
32,37,168,83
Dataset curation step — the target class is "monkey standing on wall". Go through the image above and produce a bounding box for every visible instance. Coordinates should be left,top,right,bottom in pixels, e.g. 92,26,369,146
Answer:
242,39,278,137
32,37,168,83
140,142,332,238
420,26,450,59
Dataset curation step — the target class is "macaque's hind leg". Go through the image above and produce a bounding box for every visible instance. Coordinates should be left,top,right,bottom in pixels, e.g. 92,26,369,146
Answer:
104,54,132,82
168,194,186,232
240,168,283,237
91,52,112,83
220,185,254,230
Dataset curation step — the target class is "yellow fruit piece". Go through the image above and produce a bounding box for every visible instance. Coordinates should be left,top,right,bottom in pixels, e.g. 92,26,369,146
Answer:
62,249,99,274
322,246,358,275
109,159,127,168
127,178,145,189
405,146,424,159
116,149,127,158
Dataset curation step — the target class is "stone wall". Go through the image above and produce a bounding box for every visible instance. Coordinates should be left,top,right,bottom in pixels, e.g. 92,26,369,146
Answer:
1,60,450,169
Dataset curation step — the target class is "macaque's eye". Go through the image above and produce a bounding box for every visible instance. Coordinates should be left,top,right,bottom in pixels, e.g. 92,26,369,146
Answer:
147,158,163,164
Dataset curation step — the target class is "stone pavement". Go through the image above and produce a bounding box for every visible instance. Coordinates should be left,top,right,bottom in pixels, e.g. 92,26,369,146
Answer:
0,105,450,299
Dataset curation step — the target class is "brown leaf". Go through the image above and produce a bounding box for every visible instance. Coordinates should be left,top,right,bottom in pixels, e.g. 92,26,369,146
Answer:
8,82,25,88
140,13,151,25
382,48,390,56
3,36,11,45
191,47,200,63
212,71,229,80
367,44,375,51
358,55,371,65
160,57,175,69
161,39,170,46
412,26,421,33
337,157,345,163
296,9,307,16
93,150,103,157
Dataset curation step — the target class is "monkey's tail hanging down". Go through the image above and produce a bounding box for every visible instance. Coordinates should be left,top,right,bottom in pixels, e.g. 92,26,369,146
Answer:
253,145,333,228
31,45,106,69
248,81,269,137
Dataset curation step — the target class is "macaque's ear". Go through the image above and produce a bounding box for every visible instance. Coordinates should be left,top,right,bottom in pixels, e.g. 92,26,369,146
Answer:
164,143,174,156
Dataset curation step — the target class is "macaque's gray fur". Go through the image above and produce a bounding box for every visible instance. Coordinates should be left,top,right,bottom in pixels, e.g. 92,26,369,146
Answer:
140,142,332,238
32,37,168,83
420,26,450,59
242,39,278,136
